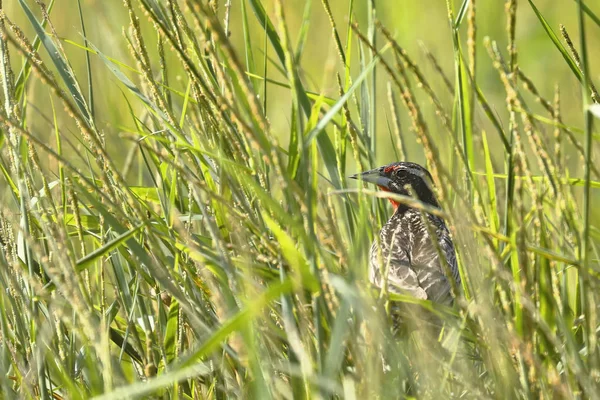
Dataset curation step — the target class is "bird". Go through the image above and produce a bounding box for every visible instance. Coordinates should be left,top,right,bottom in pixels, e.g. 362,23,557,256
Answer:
350,162,460,306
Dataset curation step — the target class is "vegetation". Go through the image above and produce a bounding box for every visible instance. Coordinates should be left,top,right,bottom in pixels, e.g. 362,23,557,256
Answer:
0,0,599,398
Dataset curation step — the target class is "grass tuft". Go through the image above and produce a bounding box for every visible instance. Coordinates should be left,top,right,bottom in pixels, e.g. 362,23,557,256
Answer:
0,0,599,398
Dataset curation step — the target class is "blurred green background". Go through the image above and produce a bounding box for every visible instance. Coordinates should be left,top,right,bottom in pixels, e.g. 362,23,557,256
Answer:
4,0,599,178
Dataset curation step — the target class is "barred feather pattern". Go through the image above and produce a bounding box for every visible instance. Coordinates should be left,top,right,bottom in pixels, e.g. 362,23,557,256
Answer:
369,208,460,305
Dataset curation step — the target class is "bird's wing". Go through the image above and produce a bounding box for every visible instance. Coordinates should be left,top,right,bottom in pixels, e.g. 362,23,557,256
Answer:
440,233,461,285
409,226,458,303
369,240,428,299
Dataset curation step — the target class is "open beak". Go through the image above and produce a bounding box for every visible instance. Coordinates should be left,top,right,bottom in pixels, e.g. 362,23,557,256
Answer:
349,168,392,190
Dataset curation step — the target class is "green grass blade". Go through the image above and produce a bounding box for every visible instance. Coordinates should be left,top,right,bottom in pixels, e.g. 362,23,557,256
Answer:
454,0,471,28
75,222,147,272
179,279,295,367
304,55,380,149
93,363,210,400
574,0,600,28
18,0,90,121
527,0,584,83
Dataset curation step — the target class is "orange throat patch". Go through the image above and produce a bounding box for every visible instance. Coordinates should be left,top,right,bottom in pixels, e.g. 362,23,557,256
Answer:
378,185,399,210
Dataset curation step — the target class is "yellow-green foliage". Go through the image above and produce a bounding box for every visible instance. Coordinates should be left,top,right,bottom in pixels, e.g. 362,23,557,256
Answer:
0,0,599,398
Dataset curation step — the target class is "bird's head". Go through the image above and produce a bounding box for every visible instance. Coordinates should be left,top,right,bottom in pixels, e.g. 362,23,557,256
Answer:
350,162,438,211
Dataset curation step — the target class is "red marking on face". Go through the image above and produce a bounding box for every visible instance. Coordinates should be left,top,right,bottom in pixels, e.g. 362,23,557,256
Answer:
383,165,397,174
378,185,400,210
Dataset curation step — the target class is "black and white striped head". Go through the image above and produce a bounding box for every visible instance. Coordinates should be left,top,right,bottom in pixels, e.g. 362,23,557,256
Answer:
350,162,438,209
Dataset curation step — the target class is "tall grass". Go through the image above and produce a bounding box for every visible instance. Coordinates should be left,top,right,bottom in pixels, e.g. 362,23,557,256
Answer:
0,0,599,398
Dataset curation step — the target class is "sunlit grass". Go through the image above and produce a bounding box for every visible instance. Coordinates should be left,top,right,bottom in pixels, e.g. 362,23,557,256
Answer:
0,0,599,398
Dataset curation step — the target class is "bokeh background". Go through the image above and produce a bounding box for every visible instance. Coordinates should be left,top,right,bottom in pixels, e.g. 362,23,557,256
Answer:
4,0,599,180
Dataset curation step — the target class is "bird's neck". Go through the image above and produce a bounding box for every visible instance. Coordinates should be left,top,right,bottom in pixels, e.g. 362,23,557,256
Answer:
391,193,439,216
390,205,419,220
379,186,439,213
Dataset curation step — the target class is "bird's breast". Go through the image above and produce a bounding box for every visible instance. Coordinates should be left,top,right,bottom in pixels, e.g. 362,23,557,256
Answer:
370,209,456,304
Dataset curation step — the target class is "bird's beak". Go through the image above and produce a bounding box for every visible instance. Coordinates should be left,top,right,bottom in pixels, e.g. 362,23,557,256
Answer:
349,168,393,190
